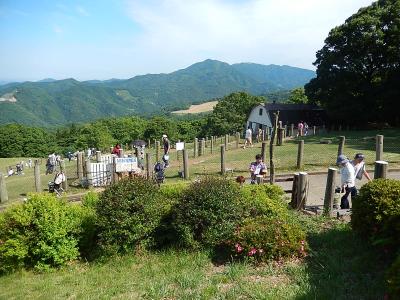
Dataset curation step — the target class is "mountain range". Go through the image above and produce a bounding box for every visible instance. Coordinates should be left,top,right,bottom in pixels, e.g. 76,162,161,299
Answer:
0,59,315,127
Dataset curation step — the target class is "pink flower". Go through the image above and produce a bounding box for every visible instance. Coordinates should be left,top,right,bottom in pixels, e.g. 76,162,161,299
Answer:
235,243,243,253
247,248,257,256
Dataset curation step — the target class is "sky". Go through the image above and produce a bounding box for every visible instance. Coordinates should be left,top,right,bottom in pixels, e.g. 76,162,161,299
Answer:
0,0,374,82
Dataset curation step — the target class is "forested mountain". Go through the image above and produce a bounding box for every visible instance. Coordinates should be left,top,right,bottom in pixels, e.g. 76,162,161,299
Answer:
0,59,315,127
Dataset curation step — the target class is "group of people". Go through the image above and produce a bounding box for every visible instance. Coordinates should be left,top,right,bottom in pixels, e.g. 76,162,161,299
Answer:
7,159,33,177
337,153,372,209
297,121,309,137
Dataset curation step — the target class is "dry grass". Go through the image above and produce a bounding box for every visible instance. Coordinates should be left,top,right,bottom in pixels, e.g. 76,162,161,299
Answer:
171,101,218,114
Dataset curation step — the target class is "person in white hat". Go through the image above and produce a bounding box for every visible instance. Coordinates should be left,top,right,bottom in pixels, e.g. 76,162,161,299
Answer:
337,154,355,209
162,134,170,167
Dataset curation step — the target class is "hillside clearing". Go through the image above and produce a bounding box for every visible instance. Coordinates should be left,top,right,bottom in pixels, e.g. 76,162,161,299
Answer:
172,101,218,114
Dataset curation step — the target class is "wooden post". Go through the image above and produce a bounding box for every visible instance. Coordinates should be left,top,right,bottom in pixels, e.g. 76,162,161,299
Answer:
374,161,388,179
323,167,338,217
147,139,151,149
290,173,299,208
210,136,214,154
297,172,308,210
85,159,92,187
220,145,226,175
34,159,41,192
337,136,345,156
0,173,8,203
146,153,151,179
224,134,228,150
284,125,287,139
198,139,203,157
194,138,198,158
111,156,117,184
376,135,383,161
236,132,240,149
277,127,284,145
269,112,279,184
313,126,316,135
77,152,84,180
119,148,124,158
266,127,270,140
183,149,189,180
290,124,294,137
96,151,101,163
59,160,68,191
297,140,304,169
201,138,206,156
261,130,265,142
156,141,160,162
110,146,113,154
261,141,267,164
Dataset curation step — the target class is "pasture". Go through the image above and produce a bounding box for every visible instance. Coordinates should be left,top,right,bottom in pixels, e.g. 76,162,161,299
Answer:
171,100,218,114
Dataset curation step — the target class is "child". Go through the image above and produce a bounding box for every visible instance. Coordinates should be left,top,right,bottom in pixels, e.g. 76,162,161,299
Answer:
337,154,355,209
249,154,267,184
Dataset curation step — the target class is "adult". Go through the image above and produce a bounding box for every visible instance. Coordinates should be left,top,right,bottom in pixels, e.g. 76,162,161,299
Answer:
337,154,356,209
244,127,253,148
297,121,304,137
249,154,267,184
162,134,170,167
304,122,309,136
351,153,372,184
112,144,121,156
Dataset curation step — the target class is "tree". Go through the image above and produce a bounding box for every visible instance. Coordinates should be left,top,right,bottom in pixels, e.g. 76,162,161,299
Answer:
305,0,400,126
286,88,310,104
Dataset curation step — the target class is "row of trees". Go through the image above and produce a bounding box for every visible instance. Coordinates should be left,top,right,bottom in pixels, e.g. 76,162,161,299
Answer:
0,92,265,157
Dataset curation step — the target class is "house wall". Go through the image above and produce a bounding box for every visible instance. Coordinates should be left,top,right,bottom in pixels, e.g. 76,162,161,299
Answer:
246,105,272,133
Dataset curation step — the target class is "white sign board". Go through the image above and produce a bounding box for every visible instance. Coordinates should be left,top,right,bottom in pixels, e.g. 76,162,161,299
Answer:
176,142,185,151
115,157,138,172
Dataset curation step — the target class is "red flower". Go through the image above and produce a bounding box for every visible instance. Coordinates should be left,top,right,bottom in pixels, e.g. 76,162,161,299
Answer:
235,243,243,253
247,248,257,256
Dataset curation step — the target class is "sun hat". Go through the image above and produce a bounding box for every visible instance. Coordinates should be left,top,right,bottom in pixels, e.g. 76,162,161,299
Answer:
162,134,167,138
336,154,349,164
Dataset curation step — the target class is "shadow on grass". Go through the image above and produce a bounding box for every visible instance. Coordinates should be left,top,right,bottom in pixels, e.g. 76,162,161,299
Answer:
297,221,388,299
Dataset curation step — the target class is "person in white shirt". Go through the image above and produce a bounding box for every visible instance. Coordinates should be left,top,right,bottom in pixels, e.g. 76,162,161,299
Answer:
351,153,372,183
244,127,253,148
337,154,356,209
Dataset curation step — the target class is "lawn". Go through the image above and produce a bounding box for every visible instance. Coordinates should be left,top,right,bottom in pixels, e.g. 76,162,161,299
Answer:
0,216,388,299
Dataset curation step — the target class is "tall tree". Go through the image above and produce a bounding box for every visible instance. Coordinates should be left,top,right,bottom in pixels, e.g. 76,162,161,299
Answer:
305,0,400,126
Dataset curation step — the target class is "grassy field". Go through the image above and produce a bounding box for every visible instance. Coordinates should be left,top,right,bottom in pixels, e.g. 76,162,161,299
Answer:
0,216,388,299
171,101,218,114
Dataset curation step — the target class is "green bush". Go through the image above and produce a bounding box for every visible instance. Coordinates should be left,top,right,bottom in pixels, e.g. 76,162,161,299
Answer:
78,192,100,259
172,176,245,249
95,177,168,254
0,194,81,273
231,215,307,261
386,253,400,297
351,179,400,250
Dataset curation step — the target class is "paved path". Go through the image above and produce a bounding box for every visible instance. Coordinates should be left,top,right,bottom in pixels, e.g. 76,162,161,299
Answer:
275,170,400,207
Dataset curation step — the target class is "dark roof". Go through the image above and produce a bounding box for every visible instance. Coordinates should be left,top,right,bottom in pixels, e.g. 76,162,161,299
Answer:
264,103,324,111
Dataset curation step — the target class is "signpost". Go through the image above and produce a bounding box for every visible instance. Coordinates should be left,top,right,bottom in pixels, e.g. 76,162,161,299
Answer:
115,157,138,173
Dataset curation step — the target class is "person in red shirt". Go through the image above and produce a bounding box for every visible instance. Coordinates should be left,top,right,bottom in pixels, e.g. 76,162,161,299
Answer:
112,143,121,155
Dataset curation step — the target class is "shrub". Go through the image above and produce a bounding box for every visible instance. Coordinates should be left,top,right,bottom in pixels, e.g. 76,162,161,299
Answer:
386,253,400,297
230,214,306,261
0,194,81,273
78,192,100,259
172,176,245,249
351,179,400,250
95,177,168,254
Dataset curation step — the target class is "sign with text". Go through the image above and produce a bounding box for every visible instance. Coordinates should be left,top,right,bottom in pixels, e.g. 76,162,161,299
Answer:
115,157,138,172
176,142,185,151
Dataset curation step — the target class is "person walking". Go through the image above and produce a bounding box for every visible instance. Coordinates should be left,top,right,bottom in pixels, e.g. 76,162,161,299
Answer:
337,154,356,209
162,134,170,167
244,127,253,148
351,153,372,184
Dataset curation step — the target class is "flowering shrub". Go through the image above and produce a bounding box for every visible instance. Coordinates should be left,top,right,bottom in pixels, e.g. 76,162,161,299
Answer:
0,193,82,273
231,215,307,261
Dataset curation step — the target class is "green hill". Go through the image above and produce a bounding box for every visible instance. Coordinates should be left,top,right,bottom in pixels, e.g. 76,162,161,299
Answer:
0,59,315,127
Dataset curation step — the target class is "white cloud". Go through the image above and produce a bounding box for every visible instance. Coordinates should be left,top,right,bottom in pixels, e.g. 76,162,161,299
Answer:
124,0,373,71
76,5,89,16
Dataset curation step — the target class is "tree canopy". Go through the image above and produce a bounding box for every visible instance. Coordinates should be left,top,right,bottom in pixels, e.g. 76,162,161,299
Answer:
305,0,400,126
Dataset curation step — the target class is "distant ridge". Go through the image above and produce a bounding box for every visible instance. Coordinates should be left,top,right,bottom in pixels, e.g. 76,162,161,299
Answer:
0,59,315,127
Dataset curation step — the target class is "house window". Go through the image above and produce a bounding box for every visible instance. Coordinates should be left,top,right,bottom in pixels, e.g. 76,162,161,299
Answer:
259,108,263,116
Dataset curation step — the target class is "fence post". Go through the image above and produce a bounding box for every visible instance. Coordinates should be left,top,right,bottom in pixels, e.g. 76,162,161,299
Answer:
183,149,189,180
119,148,124,158
297,140,304,169
266,127,270,140
111,156,117,184
146,153,151,179
224,134,228,150
374,161,388,179
261,141,267,163
60,160,68,191
297,172,308,210
198,138,203,157
337,136,345,156
323,167,337,217
210,136,214,154
77,152,84,180
201,138,206,156
277,127,284,146
236,132,240,149
34,159,41,192
96,151,101,163
284,125,287,139
290,124,294,137
313,126,316,135
0,173,8,203
194,138,198,158
147,139,151,149
155,141,160,162
85,159,92,187
220,145,226,175
376,135,384,161
290,173,299,208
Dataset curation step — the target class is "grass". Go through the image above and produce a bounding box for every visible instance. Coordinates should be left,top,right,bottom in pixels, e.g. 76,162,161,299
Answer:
0,216,388,299
171,101,218,114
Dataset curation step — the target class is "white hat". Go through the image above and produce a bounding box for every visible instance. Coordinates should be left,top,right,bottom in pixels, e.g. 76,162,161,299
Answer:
162,134,167,138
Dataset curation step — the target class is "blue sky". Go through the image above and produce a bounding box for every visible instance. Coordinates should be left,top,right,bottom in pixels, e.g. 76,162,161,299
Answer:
0,0,373,81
